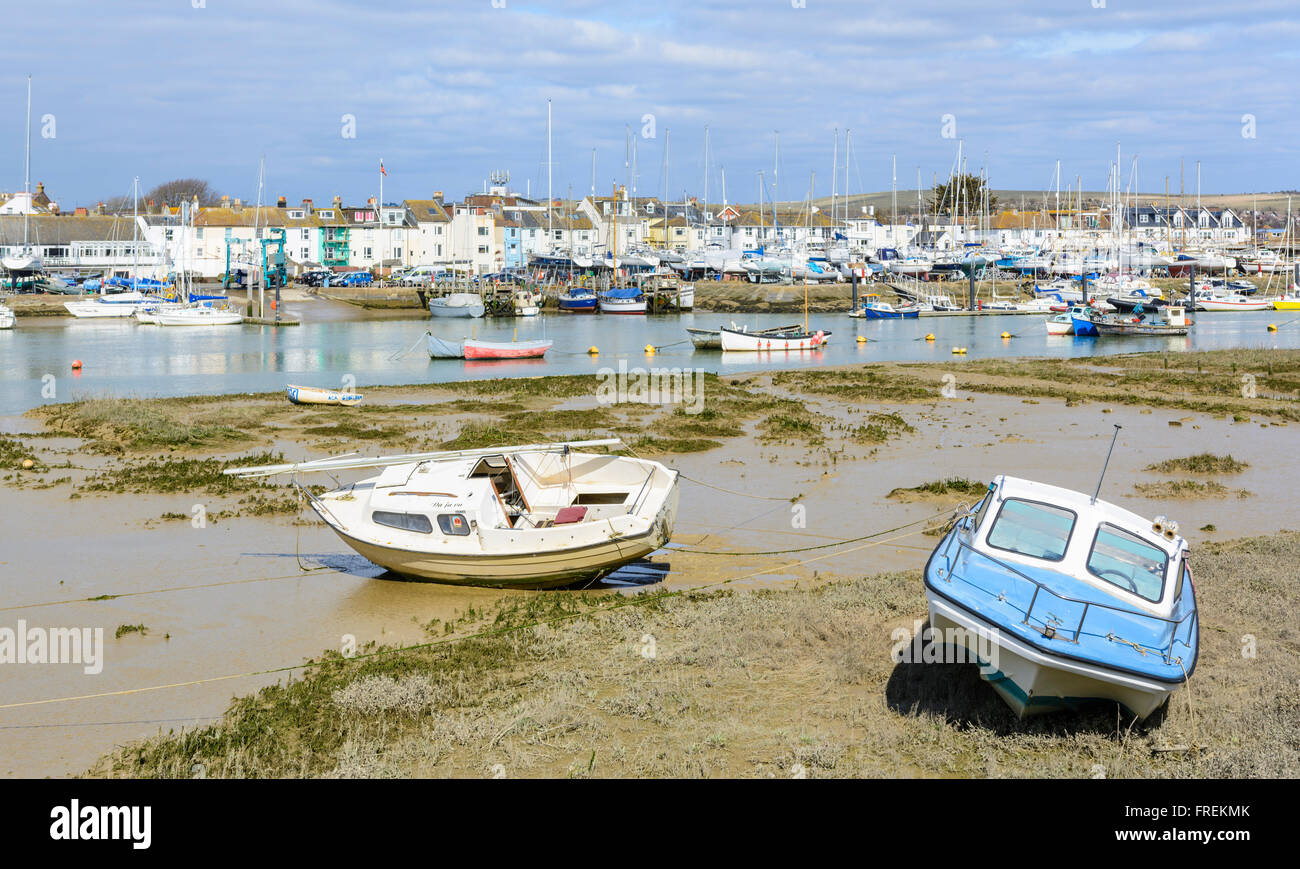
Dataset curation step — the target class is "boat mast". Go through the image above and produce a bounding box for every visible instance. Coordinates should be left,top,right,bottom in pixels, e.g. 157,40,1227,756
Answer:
23,75,31,250
132,177,139,283
830,128,837,233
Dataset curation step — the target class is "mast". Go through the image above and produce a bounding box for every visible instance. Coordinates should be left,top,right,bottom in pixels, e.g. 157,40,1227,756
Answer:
703,124,710,228
132,177,139,283
547,99,553,241
23,75,31,249
830,128,838,233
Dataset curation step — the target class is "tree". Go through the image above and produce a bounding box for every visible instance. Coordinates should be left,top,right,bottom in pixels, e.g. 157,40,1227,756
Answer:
146,178,222,208
928,173,997,216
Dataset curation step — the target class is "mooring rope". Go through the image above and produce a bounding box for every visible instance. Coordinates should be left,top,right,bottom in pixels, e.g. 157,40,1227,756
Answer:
0,525,929,712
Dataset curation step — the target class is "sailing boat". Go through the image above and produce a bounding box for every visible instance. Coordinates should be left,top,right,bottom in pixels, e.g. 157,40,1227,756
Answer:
1,76,43,275
721,248,831,350
224,438,680,588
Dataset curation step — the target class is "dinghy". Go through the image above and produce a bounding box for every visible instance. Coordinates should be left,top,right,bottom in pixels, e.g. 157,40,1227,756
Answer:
464,338,552,360
1044,313,1074,335
286,384,364,406
224,438,679,588
688,323,805,350
924,472,1197,720
720,325,829,352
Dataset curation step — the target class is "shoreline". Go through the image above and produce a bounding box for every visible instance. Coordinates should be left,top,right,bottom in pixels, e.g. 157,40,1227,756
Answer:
1,348,1297,777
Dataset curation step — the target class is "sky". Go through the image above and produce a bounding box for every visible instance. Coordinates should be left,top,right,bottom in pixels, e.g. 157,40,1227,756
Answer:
5,0,1298,209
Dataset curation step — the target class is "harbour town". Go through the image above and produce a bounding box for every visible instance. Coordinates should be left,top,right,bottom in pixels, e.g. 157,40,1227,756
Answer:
0,2,1296,816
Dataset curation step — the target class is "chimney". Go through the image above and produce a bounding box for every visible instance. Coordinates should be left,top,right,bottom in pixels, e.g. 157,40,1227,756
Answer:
221,195,230,207
74,206,88,217
367,196,376,206
333,195,342,208
96,201,105,215
277,195,287,208
36,182,45,195
433,191,443,202
233,198,242,211
302,198,313,210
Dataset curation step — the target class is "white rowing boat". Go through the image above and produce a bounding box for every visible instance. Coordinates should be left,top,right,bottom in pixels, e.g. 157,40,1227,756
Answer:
286,384,364,406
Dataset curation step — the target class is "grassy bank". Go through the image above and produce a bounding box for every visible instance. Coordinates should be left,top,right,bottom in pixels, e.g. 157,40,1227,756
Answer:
90,530,1300,778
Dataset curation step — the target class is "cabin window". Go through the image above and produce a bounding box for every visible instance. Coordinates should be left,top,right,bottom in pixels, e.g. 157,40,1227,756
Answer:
372,511,433,534
1087,524,1167,602
985,499,1075,562
437,513,472,536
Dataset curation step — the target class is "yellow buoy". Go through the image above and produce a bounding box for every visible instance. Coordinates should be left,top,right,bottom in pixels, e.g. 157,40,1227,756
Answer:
951,347,961,354
961,347,968,354
925,333,935,341
644,344,656,355
21,459,34,470
1001,331,1011,339
587,346,599,355
856,335,867,344
1267,324,1278,332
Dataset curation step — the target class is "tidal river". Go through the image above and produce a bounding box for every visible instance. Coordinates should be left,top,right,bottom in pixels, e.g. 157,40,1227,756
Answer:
0,300,1293,416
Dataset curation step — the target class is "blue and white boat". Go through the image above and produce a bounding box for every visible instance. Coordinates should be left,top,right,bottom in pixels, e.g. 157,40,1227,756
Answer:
924,474,1198,720
557,287,597,313
851,295,920,319
1069,305,1100,336
597,286,646,314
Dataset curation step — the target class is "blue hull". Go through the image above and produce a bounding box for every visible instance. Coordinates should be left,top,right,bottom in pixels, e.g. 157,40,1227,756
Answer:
1070,316,1098,336
859,307,919,320
558,295,597,312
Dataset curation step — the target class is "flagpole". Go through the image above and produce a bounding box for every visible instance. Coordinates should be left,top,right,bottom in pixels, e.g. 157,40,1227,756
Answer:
379,157,384,277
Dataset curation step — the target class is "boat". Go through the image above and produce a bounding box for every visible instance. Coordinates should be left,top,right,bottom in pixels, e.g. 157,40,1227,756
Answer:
512,288,542,317
63,292,162,318
1188,290,1271,312
557,287,598,313
1044,313,1074,335
223,438,680,589
0,300,14,330
687,323,803,350
286,384,364,406
427,335,465,358
429,293,486,318
850,295,920,319
1,78,42,276
1106,291,1167,314
1090,306,1191,337
597,286,646,314
924,473,1198,720
676,284,695,310
465,338,552,360
720,325,829,352
1069,305,1102,337
1272,288,1300,310
156,306,243,326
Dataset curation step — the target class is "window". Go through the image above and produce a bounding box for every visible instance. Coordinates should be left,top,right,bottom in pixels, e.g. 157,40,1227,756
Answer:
372,511,432,534
478,227,488,236
1087,524,1167,601
986,499,1075,562
437,514,472,536
363,247,373,259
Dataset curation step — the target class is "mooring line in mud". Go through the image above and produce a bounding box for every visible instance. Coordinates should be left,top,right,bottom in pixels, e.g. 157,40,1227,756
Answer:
667,508,951,556
0,525,933,712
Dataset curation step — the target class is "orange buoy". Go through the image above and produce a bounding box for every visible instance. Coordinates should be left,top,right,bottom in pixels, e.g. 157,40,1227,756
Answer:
71,360,82,370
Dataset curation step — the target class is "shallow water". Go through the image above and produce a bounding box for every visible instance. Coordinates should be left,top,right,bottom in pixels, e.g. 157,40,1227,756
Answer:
0,301,1293,416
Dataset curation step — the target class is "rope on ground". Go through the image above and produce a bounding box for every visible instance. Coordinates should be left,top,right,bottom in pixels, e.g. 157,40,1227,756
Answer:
0,524,930,712
677,471,800,502
668,508,950,556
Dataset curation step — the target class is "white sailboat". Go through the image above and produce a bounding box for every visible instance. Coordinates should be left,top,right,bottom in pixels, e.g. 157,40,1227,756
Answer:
225,439,680,589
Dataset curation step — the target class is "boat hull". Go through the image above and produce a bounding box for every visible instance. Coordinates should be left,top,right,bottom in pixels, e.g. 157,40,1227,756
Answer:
926,593,1176,720
720,327,828,352
316,486,678,589
463,339,552,360
557,292,597,312
598,297,646,314
286,385,364,406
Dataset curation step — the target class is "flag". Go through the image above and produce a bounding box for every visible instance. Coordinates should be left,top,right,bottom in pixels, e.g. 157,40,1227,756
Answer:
380,160,387,177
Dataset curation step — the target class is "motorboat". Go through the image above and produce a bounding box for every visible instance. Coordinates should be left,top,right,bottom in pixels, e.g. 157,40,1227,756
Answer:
850,295,920,319
224,439,680,589
1044,313,1074,335
429,293,486,318
287,384,364,406
1089,306,1191,337
924,474,1198,720
512,288,542,317
1188,290,1271,312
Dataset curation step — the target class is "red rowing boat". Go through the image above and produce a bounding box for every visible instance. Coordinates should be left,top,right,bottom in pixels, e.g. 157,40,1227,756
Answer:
462,338,553,360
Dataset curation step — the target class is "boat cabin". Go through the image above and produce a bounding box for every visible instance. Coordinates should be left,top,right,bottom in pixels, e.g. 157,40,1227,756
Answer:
961,475,1189,617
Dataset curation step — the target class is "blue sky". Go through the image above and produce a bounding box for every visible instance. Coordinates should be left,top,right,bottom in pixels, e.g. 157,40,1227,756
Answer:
5,0,1298,208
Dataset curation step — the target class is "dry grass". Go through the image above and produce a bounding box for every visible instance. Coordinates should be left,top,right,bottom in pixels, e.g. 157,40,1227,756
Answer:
90,532,1300,779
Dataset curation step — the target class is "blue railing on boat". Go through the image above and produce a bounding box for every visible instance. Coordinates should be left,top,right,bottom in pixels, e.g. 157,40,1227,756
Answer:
932,529,1197,669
